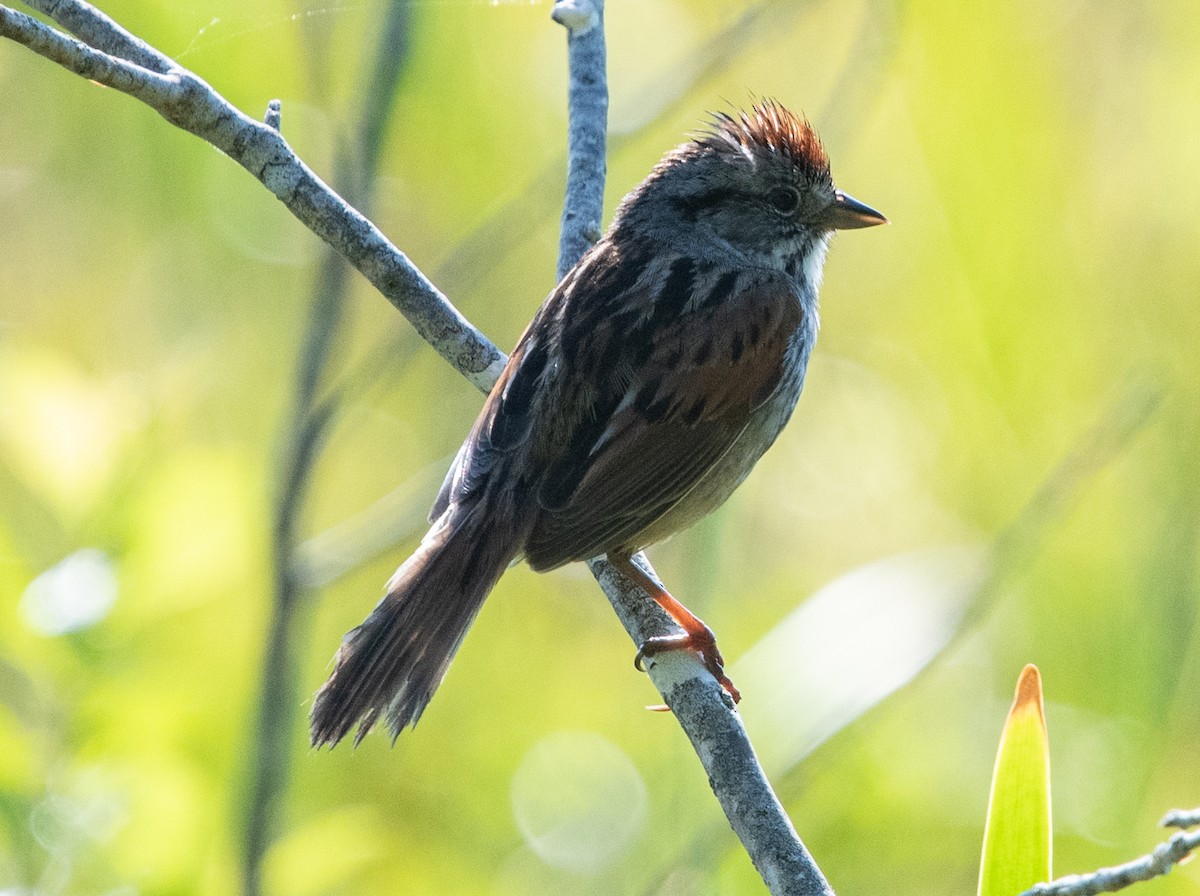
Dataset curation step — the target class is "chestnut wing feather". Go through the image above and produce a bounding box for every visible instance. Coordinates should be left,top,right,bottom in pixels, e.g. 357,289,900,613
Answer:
524,273,803,570
430,244,804,571
430,239,654,520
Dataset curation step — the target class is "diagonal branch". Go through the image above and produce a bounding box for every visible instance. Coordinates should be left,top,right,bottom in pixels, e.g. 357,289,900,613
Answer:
1019,810,1200,896
241,5,417,892
1,2,504,392
25,0,173,71
552,3,830,894
2,2,831,894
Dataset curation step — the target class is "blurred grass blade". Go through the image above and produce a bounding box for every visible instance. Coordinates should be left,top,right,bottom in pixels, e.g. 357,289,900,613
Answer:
978,664,1052,896
736,545,990,775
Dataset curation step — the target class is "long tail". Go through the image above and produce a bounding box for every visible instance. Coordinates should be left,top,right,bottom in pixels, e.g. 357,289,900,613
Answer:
310,503,519,747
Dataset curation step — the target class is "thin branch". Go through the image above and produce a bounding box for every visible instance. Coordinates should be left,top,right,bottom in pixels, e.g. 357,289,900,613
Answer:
433,0,853,302
591,558,834,896
551,3,830,895
1162,808,1200,830
0,5,171,85
551,0,607,280
241,4,416,895
243,391,336,896
4,3,832,894
0,1,504,392
25,0,173,72
1020,810,1200,896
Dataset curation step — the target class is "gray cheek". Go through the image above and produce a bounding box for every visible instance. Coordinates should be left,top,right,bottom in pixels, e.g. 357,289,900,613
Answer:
708,206,781,250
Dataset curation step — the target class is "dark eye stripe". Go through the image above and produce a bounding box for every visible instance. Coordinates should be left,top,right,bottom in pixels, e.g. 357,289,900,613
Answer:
669,188,736,223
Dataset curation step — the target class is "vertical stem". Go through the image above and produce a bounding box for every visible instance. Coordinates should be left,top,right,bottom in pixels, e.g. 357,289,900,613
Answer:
240,4,413,894
551,4,835,894
554,0,608,279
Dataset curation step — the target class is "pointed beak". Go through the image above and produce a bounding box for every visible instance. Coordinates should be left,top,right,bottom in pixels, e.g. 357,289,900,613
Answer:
819,190,887,230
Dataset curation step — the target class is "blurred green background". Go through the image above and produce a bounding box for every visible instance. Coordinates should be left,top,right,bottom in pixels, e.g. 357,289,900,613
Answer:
2,0,1199,894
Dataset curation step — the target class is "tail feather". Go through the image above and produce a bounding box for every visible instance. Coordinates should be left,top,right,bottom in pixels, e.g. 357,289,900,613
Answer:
310,504,519,747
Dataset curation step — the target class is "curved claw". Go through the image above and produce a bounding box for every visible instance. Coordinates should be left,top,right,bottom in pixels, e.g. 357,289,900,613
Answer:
634,630,741,704
609,553,741,704
635,632,693,671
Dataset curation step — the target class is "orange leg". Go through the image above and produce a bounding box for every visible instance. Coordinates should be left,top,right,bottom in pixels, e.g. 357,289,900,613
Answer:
608,553,741,704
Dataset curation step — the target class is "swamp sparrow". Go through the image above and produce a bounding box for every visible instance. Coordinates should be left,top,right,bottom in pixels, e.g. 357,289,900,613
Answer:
311,100,885,746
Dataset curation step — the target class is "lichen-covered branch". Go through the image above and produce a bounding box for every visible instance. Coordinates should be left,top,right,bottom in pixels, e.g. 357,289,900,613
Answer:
552,0,607,280
550,4,831,895
0,2,504,391
1020,810,1200,896
2,2,834,893
589,559,834,896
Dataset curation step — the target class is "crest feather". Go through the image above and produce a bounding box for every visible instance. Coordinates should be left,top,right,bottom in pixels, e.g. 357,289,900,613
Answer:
699,99,830,182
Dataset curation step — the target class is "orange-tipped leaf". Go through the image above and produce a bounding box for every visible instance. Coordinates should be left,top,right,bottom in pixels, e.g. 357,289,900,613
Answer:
978,664,1052,896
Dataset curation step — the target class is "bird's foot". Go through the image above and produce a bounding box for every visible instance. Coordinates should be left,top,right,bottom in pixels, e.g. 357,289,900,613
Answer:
635,624,741,704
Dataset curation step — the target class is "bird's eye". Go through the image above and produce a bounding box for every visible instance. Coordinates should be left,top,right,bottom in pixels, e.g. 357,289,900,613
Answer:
766,186,801,214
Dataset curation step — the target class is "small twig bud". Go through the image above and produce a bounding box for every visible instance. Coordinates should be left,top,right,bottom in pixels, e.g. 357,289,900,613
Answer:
264,98,281,130
551,0,599,35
